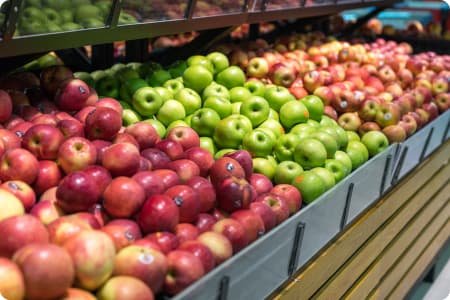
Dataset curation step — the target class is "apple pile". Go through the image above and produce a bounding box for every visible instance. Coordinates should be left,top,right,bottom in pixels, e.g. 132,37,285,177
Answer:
0,67,304,299
10,0,138,35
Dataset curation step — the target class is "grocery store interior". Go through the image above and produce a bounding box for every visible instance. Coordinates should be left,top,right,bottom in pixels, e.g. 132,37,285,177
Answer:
0,0,449,299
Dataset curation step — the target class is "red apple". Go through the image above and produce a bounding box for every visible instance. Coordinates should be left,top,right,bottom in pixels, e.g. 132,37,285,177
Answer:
155,140,184,161
184,147,214,177
95,97,123,115
195,213,217,233
375,102,401,128
212,218,249,254
255,192,290,225
132,171,165,198
230,209,265,243
271,183,302,215
145,231,179,255
399,113,418,136
54,78,90,111
196,231,233,265
82,165,112,194
21,124,64,160
164,184,201,223
0,180,36,212
56,170,101,213
152,169,181,190
186,176,216,213
40,65,74,98
209,157,246,187
74,106,96,124
101,142,140,177
382,125,407,143
0,148,39,184
0,257,25,300
249,201,277,232
29,200,64,225
57,137,97,174
47,215,92,246
175,223,200,244
141,148,171,169
132,239,162,252
0,89,13,123
178,240,215,273
13,243,74,300
358,121,382,136
164,250,205,295
72,211,102,229
434,93,450,112
137,195,180,234
101,219,142,251
216,176,254,213
167,159,200,183
125,121,159,150
166,126,200,151
85,107,122,141
0,215,49,258
63,230,116,291
56,118,85,139
223,150,253,180
249,173,273,195
102,176,145,218
97,276,154,300
0,129,21,150
113,132,139,148
423,102,440,121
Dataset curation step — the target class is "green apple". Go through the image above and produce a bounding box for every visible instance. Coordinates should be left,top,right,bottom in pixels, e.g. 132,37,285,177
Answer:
119,101,131,110
267,108,280,121
334,126,349,150
156,100,186,127
126,62,146,77
187,55,214,73
184,114,193,126
215,66,246,89
264,85,295,112
42,0,71,10
190,108,221,137
183,65,213,93
240,96,270,128
163,78,184,95
26,0,43,7
74,72,95,88
253,157,277,180
200,137,217,155
147,69,172,87
61,22,83,31
274,160,304,184
174,88,202,115
306,119,320,128
96,75,120,98
207,52,230,74
95,1,112,17
203,96,232,119
280,100,309,130
144,118,166,138
122,109,142,126
346,141,369,170
202,82,230,100
318,126,341,147
293,138,327,169
311,131,338,159
45,22,62,33
229,86,252,103
154,87,174,102
333,150,352,176
115,67,140,83
361,131,389,157
300,95,324,122
43,8,62,24
347,131,361,142
75,4,102,23
167,120,190,133
215,148,236,159
311,167,336,190
213,114,252,149
289,123,317,137
231,102,242,115
120,78,148,103
242,129,274,158
274,133,301,162
244,79,266,97
131,87,163,117
324,159,347,183
255,127,277,145
258,119,285,139
292,171,326,204
109,63,127,75
168,60,188,78
91,70,107,82
118,12,138,25
320,115,338,127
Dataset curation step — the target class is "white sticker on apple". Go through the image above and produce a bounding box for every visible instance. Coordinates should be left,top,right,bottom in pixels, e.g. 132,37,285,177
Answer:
384,113,392,120
341,101,348,109
139,253,154,264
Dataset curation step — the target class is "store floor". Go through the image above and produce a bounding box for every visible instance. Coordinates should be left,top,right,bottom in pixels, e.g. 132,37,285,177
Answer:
409,241,450,300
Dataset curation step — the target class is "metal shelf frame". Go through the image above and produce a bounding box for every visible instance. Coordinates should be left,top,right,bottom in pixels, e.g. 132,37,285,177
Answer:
0,0,399,59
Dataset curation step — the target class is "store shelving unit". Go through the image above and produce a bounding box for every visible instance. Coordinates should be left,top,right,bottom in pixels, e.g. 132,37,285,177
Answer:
1,0,449,299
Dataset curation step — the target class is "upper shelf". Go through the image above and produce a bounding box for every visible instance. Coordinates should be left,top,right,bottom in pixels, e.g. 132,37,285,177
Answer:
0,0,399,58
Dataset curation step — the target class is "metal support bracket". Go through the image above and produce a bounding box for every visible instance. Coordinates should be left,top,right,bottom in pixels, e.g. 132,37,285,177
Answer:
106,0,122,28
185,0,199,19
288,222,306,277
340,183,354,231
1,0,21,41
442,118,450,144
420,128,434,163
391,146,408,186
55,48,92,72
380,154,392,196
217,275,230,300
